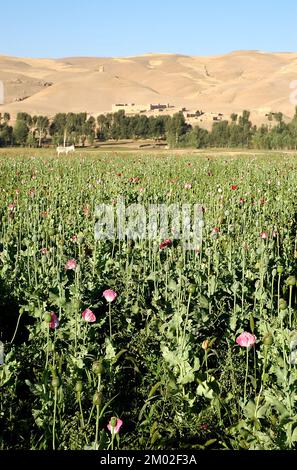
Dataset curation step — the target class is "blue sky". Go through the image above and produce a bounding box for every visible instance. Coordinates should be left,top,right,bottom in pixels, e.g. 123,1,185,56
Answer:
1,0,297,58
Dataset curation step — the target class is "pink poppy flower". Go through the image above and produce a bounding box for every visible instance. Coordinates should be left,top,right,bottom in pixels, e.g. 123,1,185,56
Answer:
184,183,192,189
236,332,257,348
8,203,15,212
49,312,59,330
71,235,78,242
211,227,220,237
82,308,96,323
40,247,48,255
159,239,172,249
65,258,77,270
83,206,90,217
260,231,268,239
103,289,117,303
107,417,123,434
129,177,140,183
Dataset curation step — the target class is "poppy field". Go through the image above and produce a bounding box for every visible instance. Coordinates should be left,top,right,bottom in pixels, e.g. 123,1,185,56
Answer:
0,148,297,450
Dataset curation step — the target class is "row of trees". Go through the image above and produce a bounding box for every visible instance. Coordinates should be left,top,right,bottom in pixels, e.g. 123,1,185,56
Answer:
177,109,297,150
1,109,297,149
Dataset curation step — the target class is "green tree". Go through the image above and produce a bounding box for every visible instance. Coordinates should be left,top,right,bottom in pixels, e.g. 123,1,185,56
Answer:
13,120,29,145
166,112,190,147
33,115,49,147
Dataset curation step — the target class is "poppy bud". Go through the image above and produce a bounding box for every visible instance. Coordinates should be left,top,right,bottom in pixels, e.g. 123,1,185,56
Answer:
202,339,210,350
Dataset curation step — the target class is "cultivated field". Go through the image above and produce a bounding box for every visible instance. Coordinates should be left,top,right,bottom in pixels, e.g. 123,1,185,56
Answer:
0,149,297,450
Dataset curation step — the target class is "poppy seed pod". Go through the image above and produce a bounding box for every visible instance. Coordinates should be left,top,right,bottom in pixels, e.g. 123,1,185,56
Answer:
188,284,196,294
263,334,273,346
277,266,283,274
93,391,103,406
110,416,118,428
92,360,104,376
107,417,123,434
286,276,296,287
75,381,83,393
52,377,60,389
44,312,52,323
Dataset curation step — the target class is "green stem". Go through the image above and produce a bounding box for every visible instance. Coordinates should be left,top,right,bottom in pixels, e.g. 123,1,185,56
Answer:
254,345,268,425
95,405,100,449
289,285,293,328
205,350,208,381
87,404,95,427
52,387,58,450
10,311,23,344
45,326,50,369
244,347,249,405
109,303,112,341
78,395,85,429
182,293,192,349
95,374,101,448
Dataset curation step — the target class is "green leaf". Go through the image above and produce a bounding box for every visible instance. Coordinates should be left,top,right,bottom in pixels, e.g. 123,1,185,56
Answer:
105,338,116,361
148,381,162,399
291,426,297,442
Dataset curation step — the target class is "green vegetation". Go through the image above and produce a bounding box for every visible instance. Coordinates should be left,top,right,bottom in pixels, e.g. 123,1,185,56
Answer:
1,108,297,149
0,149,297,450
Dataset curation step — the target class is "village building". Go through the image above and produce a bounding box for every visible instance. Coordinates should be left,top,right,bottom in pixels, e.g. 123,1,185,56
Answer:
111,103,170,115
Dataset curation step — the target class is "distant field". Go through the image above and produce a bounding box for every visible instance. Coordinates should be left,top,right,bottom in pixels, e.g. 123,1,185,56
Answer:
2,146,297,157
0,149,297,450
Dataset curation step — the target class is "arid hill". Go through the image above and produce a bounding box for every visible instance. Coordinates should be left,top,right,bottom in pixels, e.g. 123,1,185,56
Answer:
1,50,297,126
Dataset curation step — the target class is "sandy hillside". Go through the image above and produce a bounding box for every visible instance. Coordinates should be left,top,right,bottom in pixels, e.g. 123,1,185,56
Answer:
0,51,297,125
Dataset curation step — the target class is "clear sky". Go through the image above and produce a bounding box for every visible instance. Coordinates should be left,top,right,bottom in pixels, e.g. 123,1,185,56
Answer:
1,0,297,58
